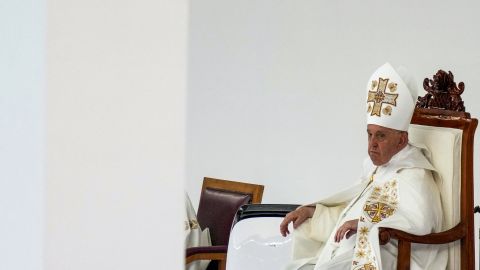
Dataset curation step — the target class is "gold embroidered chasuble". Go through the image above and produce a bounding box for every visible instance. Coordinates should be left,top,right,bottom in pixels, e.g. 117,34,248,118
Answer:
285,144,447,270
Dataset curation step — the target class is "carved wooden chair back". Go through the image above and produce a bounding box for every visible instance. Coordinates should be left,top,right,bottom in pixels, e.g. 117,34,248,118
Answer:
379,70,477,270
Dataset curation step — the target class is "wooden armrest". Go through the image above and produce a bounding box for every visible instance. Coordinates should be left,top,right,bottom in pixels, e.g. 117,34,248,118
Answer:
186,245,228,266
379,222,465,245
378,222,466,270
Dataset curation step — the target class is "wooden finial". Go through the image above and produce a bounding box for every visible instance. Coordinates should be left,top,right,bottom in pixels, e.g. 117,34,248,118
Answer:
416,70,465,111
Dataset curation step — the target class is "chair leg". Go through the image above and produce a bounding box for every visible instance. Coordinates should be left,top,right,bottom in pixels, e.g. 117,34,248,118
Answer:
396,239,411,270
218,258,226,270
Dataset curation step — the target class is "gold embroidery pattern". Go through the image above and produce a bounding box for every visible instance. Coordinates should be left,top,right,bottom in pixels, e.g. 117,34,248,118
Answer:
387,82,397,92
367,180,398,205
382,105,392,115
363,180,398,223
185,219,200,230
363,202,395,223
189,219,200,229
356,226,370,253
367,78,399,117
351,180,398,270
352,262,377,270
352,240,377,270
359,226,369,235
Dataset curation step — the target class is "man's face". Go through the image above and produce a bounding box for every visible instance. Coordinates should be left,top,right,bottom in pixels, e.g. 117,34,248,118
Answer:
367,124,407,166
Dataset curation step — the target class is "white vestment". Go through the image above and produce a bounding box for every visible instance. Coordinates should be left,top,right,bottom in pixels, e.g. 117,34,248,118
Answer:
185,193,211,270
286,144,448,270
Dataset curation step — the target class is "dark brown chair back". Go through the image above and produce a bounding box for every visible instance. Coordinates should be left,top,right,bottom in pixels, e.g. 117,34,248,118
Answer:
197,188,251,245
197,177,264,246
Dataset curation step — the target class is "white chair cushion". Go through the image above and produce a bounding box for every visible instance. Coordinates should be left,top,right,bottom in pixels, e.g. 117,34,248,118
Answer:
408,124,462,270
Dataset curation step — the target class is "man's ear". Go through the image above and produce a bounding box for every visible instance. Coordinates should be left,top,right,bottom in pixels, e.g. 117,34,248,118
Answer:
398,132,408,148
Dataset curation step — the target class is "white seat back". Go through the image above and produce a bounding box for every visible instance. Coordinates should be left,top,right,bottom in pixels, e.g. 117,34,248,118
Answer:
408,124,462,270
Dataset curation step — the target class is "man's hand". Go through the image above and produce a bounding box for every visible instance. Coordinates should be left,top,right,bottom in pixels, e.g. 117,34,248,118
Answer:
334,219,358,242
279,206,315,237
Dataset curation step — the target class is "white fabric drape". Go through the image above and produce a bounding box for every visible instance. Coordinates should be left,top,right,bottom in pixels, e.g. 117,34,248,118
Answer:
286,144,448,270
185,193,211,270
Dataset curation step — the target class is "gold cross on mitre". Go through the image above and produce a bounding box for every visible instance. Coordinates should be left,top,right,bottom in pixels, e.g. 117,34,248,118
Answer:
363,202,395,223
367,78,398,116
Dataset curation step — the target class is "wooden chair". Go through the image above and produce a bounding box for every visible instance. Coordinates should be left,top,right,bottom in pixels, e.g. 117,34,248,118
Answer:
379,70,478,270
186,177,264,270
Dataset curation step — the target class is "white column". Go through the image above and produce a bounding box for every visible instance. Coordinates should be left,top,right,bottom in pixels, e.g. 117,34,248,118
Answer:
0,0,46,269
46,1,187,269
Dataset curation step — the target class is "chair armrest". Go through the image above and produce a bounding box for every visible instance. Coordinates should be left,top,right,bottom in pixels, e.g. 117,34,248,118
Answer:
378,222,466,245
378,222,466,270
235,204,301,221
185,245,228,264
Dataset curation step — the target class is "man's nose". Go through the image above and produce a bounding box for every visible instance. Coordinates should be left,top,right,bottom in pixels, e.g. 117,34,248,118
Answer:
369,138,378,148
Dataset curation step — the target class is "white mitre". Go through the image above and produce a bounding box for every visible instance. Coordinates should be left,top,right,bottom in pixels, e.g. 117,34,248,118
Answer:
366,62,418,131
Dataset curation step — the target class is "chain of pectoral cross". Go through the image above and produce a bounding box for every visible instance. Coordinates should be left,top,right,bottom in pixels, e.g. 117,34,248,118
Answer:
341,167,378,219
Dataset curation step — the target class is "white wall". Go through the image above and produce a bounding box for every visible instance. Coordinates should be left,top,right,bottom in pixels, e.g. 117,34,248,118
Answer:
0,0,45,269
187,0,480,266
187,0,480,208
46,1,186,270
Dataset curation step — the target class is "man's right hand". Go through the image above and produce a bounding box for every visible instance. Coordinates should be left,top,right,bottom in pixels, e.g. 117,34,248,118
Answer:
279,206,316,237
